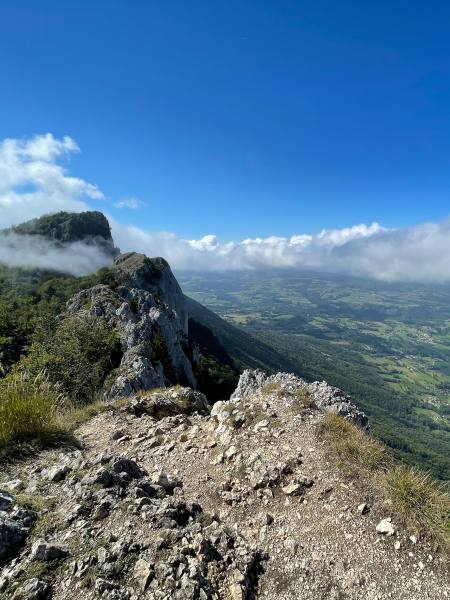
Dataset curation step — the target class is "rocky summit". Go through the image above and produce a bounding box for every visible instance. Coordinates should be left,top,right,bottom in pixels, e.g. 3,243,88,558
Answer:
0,371,448,599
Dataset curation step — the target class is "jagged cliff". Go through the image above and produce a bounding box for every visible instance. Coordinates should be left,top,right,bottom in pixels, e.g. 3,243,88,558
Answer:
0,371,448,599
66,252,196,396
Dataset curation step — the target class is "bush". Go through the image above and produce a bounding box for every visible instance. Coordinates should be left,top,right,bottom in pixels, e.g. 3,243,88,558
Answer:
0,371,62,449
17,315,122,404
194,354,238,403
381,466,450,550
316,412,390,476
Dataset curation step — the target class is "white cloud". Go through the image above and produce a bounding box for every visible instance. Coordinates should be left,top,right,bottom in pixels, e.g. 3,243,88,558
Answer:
0,233,112,276
0,133,103,228
2,133,450,283
112,219,450,283
113,197,144,209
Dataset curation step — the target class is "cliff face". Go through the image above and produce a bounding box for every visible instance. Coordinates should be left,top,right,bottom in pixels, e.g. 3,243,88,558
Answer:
66,252,196,397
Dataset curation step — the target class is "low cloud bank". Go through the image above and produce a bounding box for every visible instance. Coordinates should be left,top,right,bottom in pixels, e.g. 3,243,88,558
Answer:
112,219,450,283
0,233,113,276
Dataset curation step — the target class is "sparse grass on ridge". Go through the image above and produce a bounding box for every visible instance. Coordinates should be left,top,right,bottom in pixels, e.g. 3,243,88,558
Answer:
380,466,450,552
316,412,450,555
0,370,123,459
316,412,390,475
56,397,110,431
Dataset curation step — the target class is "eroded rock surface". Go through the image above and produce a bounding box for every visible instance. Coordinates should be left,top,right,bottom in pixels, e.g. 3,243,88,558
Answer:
232,369,368,429
67,253,196,397
0,376,447,599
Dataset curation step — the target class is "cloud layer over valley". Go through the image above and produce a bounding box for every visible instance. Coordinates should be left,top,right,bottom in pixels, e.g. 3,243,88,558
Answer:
1,134,450,283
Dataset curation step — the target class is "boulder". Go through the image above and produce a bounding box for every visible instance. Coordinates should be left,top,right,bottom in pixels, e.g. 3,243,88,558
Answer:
0,515,30,563
11,578,52,600
30,540,68,561
141,387,209,419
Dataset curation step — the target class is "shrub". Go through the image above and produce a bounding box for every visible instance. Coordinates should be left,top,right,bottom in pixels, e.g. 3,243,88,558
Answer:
316,412,390,476
0,371,63,449
16,315,122,404
381,466,450,550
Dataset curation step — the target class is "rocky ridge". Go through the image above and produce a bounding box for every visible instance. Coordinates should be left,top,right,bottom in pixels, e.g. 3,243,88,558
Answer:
67,252,196,396
1,372,448,599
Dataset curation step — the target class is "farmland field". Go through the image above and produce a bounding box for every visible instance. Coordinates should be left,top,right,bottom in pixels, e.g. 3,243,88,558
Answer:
179,270,450,478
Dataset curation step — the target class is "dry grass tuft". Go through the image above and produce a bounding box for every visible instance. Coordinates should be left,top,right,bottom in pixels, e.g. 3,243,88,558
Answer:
261,382,285,398
57,398,109,431
316,412,389,475
380,466,450,551
316,412,450,556
292,388,316,409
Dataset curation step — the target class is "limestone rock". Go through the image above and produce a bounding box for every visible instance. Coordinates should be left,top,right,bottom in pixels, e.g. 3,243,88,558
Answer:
133,558,153,591
231,369,368,429
45,464,71,482
66,252,196,398
0,515,30,563
376,518,396,536
282,483,303,496
30,540,68,561
11,578,52,599
0,492,14,511
141,387,209,419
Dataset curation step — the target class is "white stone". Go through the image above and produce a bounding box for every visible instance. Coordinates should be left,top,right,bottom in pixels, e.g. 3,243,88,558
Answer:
376,518,396,536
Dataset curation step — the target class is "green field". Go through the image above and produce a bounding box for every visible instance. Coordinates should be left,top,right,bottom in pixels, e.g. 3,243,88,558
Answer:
179,270,450,479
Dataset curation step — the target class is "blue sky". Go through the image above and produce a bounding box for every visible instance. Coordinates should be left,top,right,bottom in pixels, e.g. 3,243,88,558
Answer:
1,1,450,240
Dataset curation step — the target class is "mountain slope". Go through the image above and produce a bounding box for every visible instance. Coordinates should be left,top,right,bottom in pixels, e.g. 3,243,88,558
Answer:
179,270,450,480
186,296,297,374
4,211,117,255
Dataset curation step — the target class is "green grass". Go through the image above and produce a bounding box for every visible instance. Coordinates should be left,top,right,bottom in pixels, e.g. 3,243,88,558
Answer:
0,371,62,450
0,371,122,458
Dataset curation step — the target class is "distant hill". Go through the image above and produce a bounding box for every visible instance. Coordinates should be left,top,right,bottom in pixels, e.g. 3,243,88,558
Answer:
2,211,118,257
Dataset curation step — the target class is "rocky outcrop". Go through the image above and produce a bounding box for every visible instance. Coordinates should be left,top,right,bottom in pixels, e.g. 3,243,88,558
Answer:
0,492,35,565
66,252,196,397
132,387,209,420
231,369,368,429
0,377,448,599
